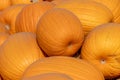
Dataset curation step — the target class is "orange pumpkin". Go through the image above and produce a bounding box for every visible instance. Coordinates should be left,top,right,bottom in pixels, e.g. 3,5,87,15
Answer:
0,32,45,80
92,0,120,23
22,73,72,80
22,56,104,80
0,4,26,34
36,8,84,56
15,2,55,33
81,23,120,79
55,0,113,35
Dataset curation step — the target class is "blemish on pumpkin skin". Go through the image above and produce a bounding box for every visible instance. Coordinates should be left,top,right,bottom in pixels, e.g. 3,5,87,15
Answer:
101,59,106,64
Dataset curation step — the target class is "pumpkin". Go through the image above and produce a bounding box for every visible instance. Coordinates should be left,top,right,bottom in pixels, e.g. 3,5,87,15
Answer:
55,0,113,35
15,2,55,33
22,56,104,80
92,0,120,23
36,8,84,56
0,4,26,34
81,23,120,79
0,32,45,80
22,72,72,80
0,0,11,11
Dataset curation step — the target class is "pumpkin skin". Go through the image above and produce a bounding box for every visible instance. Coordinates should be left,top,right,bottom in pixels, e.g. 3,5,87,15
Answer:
22,56,104,80
0,32,45,80
0,0,11,11
36,8,84,56
0,4,26,34
55,0,113,35
0,32,9,46
0,23,9,33
15,2,55,33
81,23,120,79
22,73,73,80
92,0,120,23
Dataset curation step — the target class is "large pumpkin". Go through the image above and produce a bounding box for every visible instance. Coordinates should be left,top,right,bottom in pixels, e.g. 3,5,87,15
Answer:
0,4,26,34
0,32,45,80
36,8,84,56
92,0,120,23
22,56,104,80
22,73,72,80
55,0,113,35
81,23,120,79
15,2,55,33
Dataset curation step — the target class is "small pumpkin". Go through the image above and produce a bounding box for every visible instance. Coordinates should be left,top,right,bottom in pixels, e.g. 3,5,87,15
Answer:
0,4,26,34
22,73,72,80
55,0,113,35
92,0,120,23
15,2,55,33
22,56,104,80
81,23,120,79
36,8,84,56
0,32,45,80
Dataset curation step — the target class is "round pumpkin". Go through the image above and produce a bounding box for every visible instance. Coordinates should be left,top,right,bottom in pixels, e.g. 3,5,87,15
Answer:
81,23,120,79
36,8,84,56
92,0,120,23
52,0,73,5
22,73,72,80
0,32,45,80
15,2,55,33
0,0,11,11
0,4,26,34
22,56,104,80
55,0,113,35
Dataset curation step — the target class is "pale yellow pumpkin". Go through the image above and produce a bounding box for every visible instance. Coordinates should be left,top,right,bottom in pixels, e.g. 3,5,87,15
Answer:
81,23,120,79
0,32,45,80
22,73,73,80
92,0,120,23
15,2,55,33
55,0,113,35
0,4,26,34
22,56,104,80
36,8,84,56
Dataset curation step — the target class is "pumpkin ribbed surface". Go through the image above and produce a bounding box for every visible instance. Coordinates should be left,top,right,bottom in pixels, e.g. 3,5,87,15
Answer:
0,32,45,80
22,73,73,80
15,2,55,33
0,4,26,34
55,0,113,35
36,8,84,56
81,23,120,78
92,0,120,23
22,56,104,80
